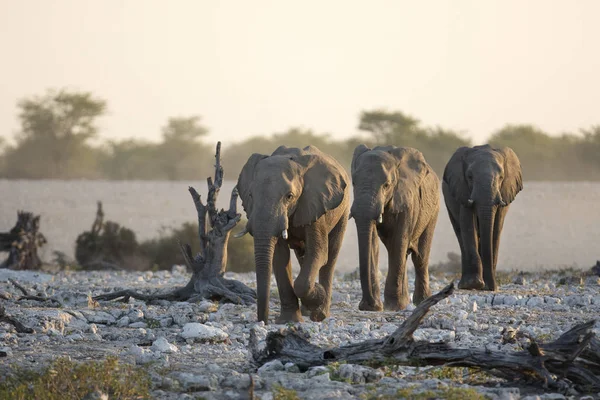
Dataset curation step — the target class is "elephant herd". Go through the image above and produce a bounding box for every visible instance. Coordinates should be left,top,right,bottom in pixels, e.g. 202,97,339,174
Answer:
235,144,523,324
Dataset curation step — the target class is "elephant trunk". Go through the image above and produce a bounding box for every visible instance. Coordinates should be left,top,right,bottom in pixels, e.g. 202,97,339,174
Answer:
253,234,277,323
477,204,496,290
351,196,384,222
356,218,381,308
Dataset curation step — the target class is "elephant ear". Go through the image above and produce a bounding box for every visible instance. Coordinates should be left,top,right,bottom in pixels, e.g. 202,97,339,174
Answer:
498,147,523,204
442,146,471,207
351,144,371,177
237,153,267,216
291,146,349,227
386,147,430,213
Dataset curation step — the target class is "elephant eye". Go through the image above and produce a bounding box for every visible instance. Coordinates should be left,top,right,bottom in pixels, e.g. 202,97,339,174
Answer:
286,192,294,200
383,182,390,189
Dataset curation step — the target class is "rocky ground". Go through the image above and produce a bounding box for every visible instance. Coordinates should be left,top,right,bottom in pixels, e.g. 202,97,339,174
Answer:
1,266,599,400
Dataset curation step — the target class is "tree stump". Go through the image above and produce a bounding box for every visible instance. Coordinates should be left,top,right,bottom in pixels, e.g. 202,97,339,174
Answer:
75,201,140,270
0,211,46,270
251,283,600,392
94,142,256,305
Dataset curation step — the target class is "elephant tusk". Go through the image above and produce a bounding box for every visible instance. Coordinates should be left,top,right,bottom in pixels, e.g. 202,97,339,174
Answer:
281,229,288,240
377,214,383,224
233,227,248,238
467,199,474,207
499,200,507,207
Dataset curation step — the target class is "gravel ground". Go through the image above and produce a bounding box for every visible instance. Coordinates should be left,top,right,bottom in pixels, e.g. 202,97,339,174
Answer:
1,266,599,400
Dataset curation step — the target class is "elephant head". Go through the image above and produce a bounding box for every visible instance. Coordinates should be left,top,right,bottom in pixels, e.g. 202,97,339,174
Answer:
351,144,430,222
236,145,347,323
443,144,523,288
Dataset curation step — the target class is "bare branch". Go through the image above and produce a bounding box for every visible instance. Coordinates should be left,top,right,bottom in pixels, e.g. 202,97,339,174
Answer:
9,279,29,296
188,186,207,253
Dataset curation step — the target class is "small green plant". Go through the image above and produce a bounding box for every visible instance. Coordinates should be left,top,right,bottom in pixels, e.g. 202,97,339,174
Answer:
272,384,300,400
395,386,488,399
0,356,151,400
146,318,161,328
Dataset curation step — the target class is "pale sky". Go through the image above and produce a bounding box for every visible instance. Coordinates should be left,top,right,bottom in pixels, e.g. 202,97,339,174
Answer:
1,0,599,145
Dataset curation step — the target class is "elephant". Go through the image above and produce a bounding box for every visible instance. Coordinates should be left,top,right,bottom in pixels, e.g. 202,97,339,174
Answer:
350,144,440,311
236,145,350,324
442,144,523,291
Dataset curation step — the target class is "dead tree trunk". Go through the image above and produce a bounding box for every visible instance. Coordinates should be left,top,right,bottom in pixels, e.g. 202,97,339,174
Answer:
94,142,256,305
0,211,46,270
251,283,600,392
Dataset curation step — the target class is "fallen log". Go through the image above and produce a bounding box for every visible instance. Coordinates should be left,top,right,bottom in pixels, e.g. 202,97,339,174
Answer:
94,142,256,305
251,283,600,392
0,211,46,270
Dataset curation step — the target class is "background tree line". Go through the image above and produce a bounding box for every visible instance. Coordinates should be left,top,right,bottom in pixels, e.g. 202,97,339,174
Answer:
1,88,600,181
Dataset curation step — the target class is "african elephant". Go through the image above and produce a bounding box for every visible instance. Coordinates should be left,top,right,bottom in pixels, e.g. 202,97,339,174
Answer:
351,145,440,311
236,145,350,324
442,144,523,291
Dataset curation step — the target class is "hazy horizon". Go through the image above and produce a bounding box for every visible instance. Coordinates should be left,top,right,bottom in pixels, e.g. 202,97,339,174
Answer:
2,0,599,145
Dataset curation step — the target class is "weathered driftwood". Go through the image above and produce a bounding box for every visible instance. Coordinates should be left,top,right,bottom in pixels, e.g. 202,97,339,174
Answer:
0,304,34,334
0,211,46,270
251,283,600,392
94,142,256,305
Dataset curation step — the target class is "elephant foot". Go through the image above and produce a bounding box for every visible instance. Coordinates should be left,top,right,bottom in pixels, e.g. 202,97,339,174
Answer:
483,282,498,291
309,307,330,322
412,288,432,305
275,309,304,324
300,304,311,317
383,296,409,311
458,275,485,290
358,298,383,312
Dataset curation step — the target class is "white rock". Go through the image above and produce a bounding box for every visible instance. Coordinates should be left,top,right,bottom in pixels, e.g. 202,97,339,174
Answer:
306,366,329,378
180,323,228,342
151,337,178,353
257,360,284,374
472,301,478,313
456,310,468,320
116,316,130,327
379,323,398,334
127,309,144,322
81,311,116,325
198,300,218,313
503,295,519,306
526,297,544,307
88,323,99,334
337,364,383,384
284,362,300,373
129,322,147,328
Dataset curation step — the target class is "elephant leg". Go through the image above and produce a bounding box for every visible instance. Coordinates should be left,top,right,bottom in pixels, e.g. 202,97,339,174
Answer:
489,205,508,289
292,248,311,317
273,239,302,323
458,206,485,290
309,215,347,321
382,230,410,311
293,226,328,320
411,218,436,305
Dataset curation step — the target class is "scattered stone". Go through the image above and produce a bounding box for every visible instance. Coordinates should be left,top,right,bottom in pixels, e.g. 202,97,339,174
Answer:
258,360,285,374
180,323,228,342
337,364,383,384
151,337,178,353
